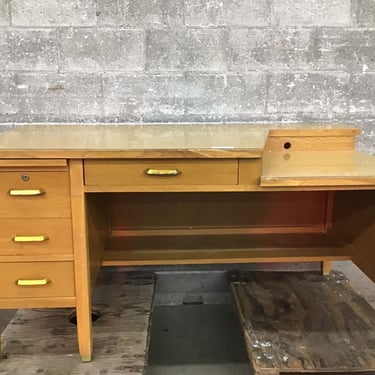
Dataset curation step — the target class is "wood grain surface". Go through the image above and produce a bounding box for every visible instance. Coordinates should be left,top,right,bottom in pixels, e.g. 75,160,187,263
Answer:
261,151,375,188
0,124,359,159
0,269,155,374
230,271,375,374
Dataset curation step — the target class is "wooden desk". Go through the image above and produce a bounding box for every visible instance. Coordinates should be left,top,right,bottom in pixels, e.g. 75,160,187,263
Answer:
0,124,375,361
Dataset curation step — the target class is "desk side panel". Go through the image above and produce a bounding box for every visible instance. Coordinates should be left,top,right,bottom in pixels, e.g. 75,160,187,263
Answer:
331,190,375,282
86,193,109,283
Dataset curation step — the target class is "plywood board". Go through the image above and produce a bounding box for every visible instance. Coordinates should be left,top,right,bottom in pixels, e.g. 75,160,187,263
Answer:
230,271,375,374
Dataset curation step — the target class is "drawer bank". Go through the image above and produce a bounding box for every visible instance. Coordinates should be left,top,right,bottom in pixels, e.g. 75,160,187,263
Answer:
0,124,375,362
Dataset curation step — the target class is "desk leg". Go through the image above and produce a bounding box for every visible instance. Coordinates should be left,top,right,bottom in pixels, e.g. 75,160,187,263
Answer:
74,252,93,361
322,261,331,276
70,160,93,361
76,293,93,362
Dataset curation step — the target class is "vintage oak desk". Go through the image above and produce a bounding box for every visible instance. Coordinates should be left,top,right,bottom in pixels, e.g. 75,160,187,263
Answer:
0,124,375,361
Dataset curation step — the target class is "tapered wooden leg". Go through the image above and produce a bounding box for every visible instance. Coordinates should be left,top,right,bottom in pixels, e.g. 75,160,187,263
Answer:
322,261,331,276
70,160,93,361
76,293,93,361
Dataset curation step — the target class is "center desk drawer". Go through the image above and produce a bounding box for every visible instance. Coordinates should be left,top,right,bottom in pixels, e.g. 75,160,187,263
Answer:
0,262,75,299
84,159,238,186
0,171,71,217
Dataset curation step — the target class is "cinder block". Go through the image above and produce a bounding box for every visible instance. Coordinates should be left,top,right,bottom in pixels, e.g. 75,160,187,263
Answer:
0,1,9,26
222,73,267,115
185,73,266,117
14,73,102,98
350,73,375,114
102,74,185,119
59,28,144,72
0,73,18,116
229,29,312,71
96,0,126,25
185,0,270,26
126,0,183,27
1,72,103,122
268,72,349,116
103,73,266,122
97,0,183,27
272,0,352,26
353,0,375,27
0,98,19,117
352,119,375,153
308,29,375,71
146,29,228,72
0,73,17,96
0,29,58,71
180,74,226,118
11,0,97,26
103,73,187,98
18,96,103,121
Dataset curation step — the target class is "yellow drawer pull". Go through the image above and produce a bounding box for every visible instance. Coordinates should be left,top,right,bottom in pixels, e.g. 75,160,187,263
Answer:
9,188,46,196
144,168,181,176
13,235,49,243
16,279,50,286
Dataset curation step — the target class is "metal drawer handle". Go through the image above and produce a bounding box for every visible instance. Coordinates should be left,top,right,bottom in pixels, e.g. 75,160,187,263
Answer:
144,168,181,176
16,279,50,286
8,188,46,196
13,235,49,243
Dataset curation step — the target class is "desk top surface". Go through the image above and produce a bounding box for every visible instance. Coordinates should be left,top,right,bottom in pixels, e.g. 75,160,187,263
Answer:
0,123,356,153
1,123,375,187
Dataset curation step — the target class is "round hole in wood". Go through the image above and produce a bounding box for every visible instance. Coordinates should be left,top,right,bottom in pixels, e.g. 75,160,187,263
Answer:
283,142,292,150
68,310,101,325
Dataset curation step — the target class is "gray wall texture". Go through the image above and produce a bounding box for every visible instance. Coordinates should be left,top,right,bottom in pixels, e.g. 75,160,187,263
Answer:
0,0,374,150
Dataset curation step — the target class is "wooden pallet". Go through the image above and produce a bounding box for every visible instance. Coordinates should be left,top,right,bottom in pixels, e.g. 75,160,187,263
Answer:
0,269,155,374
230,271,375,374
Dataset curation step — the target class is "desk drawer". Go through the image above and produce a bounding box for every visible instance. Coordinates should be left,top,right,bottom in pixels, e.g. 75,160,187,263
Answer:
0,218,73,256
84,159,238,186
0,261,75,299
0,171,71,217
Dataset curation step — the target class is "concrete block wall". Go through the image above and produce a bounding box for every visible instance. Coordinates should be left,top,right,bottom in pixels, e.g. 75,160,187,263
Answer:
0,0,374,150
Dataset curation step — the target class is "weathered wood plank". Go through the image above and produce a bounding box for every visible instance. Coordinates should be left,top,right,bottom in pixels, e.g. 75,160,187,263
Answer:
230,271,375,374
0,269,155,374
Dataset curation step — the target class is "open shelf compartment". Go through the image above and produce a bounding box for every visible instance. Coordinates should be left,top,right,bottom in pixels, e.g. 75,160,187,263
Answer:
82,190,368,267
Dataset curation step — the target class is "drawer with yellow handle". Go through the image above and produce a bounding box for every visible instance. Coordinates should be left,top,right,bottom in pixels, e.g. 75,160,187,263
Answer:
0,218,73,256
0,261,75,299
84,159,238,186
0,171,71,217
